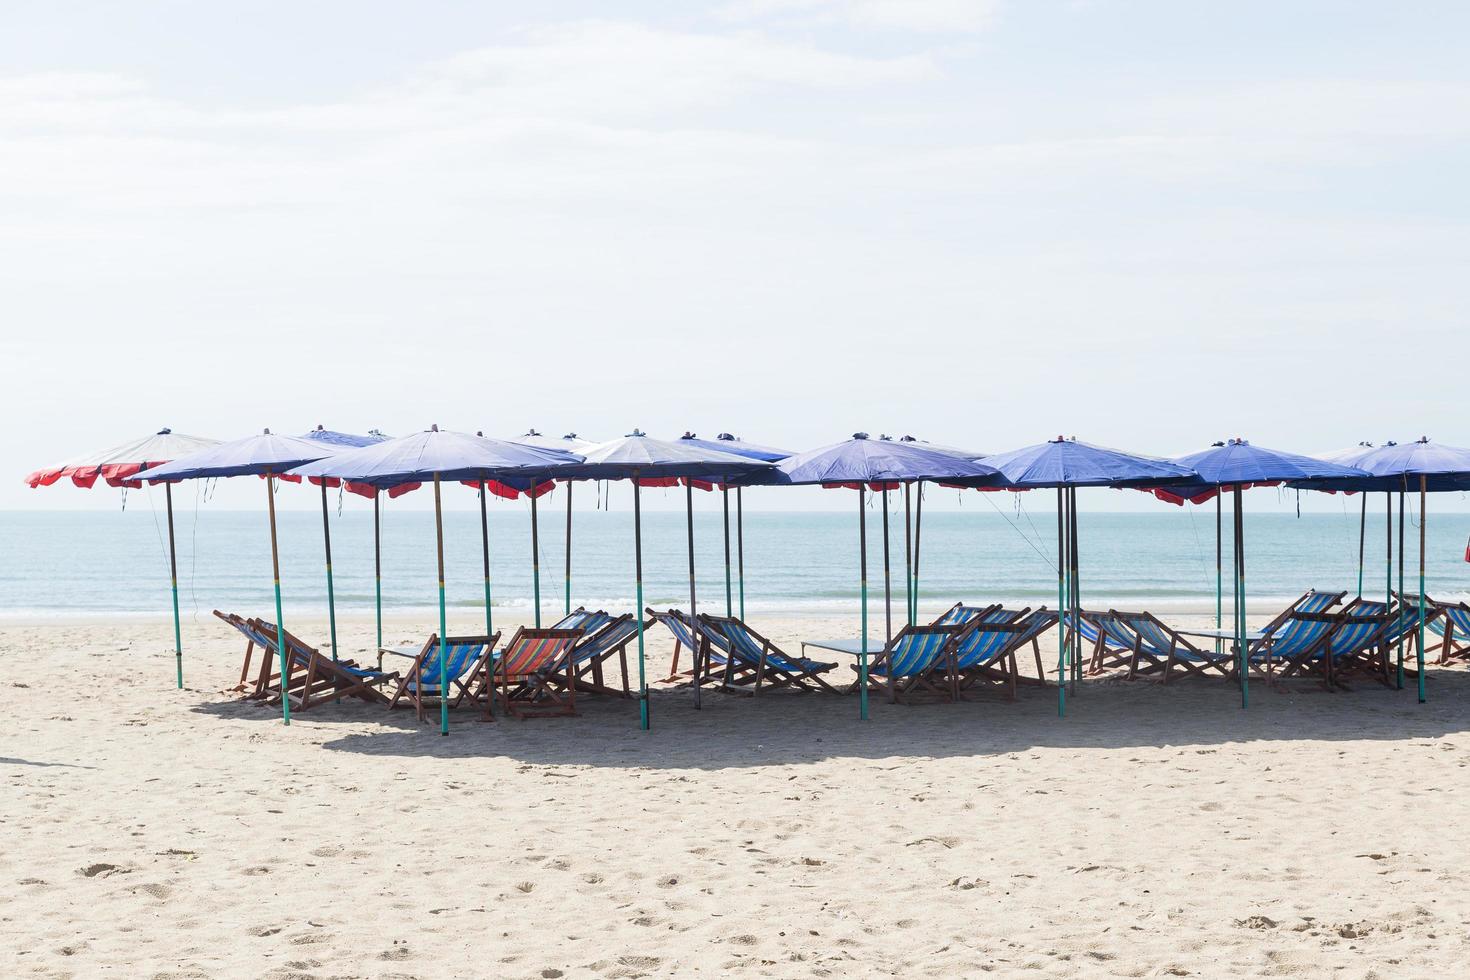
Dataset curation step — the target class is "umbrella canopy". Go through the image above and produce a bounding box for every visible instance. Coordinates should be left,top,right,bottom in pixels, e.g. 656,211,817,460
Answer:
754,432,1000,487
132,429,340,482
1157,439,1368,502
1318,441,1379,468
26,429,223,489
982,437,1195,489
513,429,597,453
303,425,389,449
563,431,772,483
677,432,793,463
289,426,580,487
1326,437,1470,492
896,434,989,460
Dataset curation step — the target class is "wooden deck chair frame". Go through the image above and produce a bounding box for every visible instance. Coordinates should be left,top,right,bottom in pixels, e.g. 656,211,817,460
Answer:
1395,592,1468,665
698,613,841,696
388,633,498,723
853,621,969,703
252,621,399,711
1100,610,1237,684
1269,611,1394,690
648,608,734,687
493,627,585,720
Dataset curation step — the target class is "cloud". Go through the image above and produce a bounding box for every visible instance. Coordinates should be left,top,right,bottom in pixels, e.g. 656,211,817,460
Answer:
722,0,1002,33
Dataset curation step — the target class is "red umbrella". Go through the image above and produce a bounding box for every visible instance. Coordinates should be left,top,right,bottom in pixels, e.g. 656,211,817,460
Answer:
25,428,223,688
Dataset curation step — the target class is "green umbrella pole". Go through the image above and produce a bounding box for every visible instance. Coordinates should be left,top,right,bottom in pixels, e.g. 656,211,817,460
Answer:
1069,487,1081,689
374,492,383,668
530,489,542,628
1056,487,1066,718
633,477,648,730
434,474,449,736
1215,493,1222,657
165,482,184,688
480,482,494,638
882,486,894,704
1356,493,1366,597
903,482,914,626
736,488,746,622
1388,492,1398,689
265,474,290,726
913,481,924,622
1235,486,1248,710
686,481,702,709
319,483,339,667
857,485,869,721
1418,475,1427,704
722,488,733,617
564,481,573,617
1397,486,1405,689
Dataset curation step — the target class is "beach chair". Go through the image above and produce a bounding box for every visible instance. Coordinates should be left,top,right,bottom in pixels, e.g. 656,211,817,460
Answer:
648,608,733,686
1397,593,1467,664
252,620,401,711
950,607,1058,698
489,628,586,719
854,622,967,702
510,614,649,700
551,606,612,635
216,610,278,698
1255,600,1394,689
387,633,498,723
1095,610,1236,684
697,614,840,695
1070,609,1131,675
930,602,998,627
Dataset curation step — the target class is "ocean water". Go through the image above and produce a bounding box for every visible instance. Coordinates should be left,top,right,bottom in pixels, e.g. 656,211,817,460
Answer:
2,505,1468,621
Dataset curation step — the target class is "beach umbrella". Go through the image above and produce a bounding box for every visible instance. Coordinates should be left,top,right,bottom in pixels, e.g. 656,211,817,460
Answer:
743,434,1000,719
894,435,989,627
301,426,389,680
1156,440,1367,709
290,427,582,734
1300,438,1470,700
559,432,774,727
1318,443,1380,600
512,431,596,619
132,430,342,724
981,438,1198,717
677,433,793,619
25,428,223,688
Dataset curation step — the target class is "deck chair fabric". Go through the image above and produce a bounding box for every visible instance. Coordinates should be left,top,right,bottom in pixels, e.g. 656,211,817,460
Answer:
648,608,731,685
491,627,585,719
252,620,400,711
1097,611,1235,683
856,623,966,701
931,603,998,627
697,615,839,694
388,633,498,722
1398,593,1469,663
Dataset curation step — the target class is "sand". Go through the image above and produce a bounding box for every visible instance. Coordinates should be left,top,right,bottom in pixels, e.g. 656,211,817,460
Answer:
2,609,1468,978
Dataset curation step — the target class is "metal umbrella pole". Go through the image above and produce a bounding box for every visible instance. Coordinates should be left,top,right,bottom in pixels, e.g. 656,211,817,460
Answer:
633,475,649,730
736,488,746,622
904,482,914,626
530,489,542,628
883,486,894,703
1055,486,1067,717
686,481,701,708
265,473,290,726
374,491,383,670
1234,485,1248,710
480,482,494,638
1388,492,1397,689
722,488,733,617
1417,474,1428,704
1356,493,1367,597
165,483,184,688
1398,484,1406,689
1215,493,1223,657
319,482,340,670
432,474,449,736
564,482,573,617
913,481,924,621
857,485,869,721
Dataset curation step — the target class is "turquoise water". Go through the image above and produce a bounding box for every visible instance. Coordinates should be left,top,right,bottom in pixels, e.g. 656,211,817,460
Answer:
2,505,1467,620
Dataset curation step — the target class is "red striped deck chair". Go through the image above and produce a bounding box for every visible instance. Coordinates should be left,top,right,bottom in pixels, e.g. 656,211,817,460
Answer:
493,627,585,720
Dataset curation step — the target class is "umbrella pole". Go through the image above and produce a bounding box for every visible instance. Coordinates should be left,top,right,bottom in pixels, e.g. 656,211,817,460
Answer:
565,482,573,617
1357,493,1367,597
1215,493,1222,657
686,481,701,709
319,482,339,672
1398,485,1406,689
913,482,924,621
903,482,914,626
634,478,648,730
883,487,894,703
736,488,746,622
1418,475,1427,704
722,488,733,617
165,482,184,689
433,474,449,735
374,492,383,670
265,474,290,726
530,490,541,628
1235,486,1248,709
1069,486,1081,690
480,483,494,639
858,486,869,721
1388,492,1397,689
1055,487,1066,717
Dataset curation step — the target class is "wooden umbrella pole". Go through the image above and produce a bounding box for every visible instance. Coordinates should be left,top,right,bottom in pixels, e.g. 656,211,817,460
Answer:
1418,475,1427,704
564,482,573,617
265,474,290,726
374,491,383,670
1398,485,1406,688
1056,486,1066,718
913,481,924,621
736,488,746,622
1215,492,1222,657
686,481,701,709
434,474,449,736
165,482,184,689
857,485,869,721
1235,485,1248,709
903,482,914,626
634,477,648,730
320,482,339,667
530,490,541,628
480,482,493,638
722,488,733,617
882,486,894,704
1357,493,1367,597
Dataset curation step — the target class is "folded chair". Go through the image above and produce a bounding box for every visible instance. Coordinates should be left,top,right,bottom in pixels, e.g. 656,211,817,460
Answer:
648,608,732,686
1397,593,1467,664
951,607,1059,698
489,628,586,719
216,610,279,698
697,614,840,695
853,622,967,702
1094,610,1238,684
253,620,401,711
387,633,498,723
1258,601,1394,690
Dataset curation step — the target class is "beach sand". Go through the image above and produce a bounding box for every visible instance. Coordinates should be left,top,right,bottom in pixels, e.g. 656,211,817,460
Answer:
2,610,1468,978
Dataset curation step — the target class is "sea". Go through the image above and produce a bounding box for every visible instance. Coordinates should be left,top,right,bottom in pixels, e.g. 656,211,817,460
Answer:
3,502,1468,623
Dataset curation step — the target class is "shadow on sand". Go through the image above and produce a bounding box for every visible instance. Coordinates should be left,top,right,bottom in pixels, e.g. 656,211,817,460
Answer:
189,667,1470,771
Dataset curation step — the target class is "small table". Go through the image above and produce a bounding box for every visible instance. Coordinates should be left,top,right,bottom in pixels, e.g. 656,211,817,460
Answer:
1174,627,1266,643
800,637,890,658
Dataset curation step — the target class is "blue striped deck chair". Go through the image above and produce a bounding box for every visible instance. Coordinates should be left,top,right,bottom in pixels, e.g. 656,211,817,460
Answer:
647,608,732,686
389,633,499,722
856,623,966,702
953,607,1060,697
930,603,999,627
551,606,612,636
1266,600,1394,689
247,619,401,711
697,614,839,695
1096,610,1235,684
1239,590,1348,669
1397,593,1465,664
529,614,649,699
217,610,282,699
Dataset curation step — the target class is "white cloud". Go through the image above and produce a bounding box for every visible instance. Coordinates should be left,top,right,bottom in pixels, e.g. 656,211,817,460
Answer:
723,0,1002,33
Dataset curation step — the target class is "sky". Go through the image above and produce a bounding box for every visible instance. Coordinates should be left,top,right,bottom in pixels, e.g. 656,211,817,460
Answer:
4,1,1469,514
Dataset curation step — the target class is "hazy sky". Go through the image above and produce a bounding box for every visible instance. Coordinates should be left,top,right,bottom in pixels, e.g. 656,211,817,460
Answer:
6,1,1468,513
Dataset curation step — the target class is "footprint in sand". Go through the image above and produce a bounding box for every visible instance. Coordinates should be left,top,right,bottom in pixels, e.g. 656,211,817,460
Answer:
247,925,282,938
242,866,273,876
79,863,131,878
137,882,173,901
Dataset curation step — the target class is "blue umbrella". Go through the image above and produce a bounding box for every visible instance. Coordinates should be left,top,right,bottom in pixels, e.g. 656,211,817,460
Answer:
678,433,795,621
513,431,597,619
291,427,581,734
1161,439,1368,709
301,426,390,680
133,430,343,725
1318,443,1379,600
1305,438,1470,700
746,433,1001,718
894,435,990,628
559,431,775,726
981,438,1197,716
